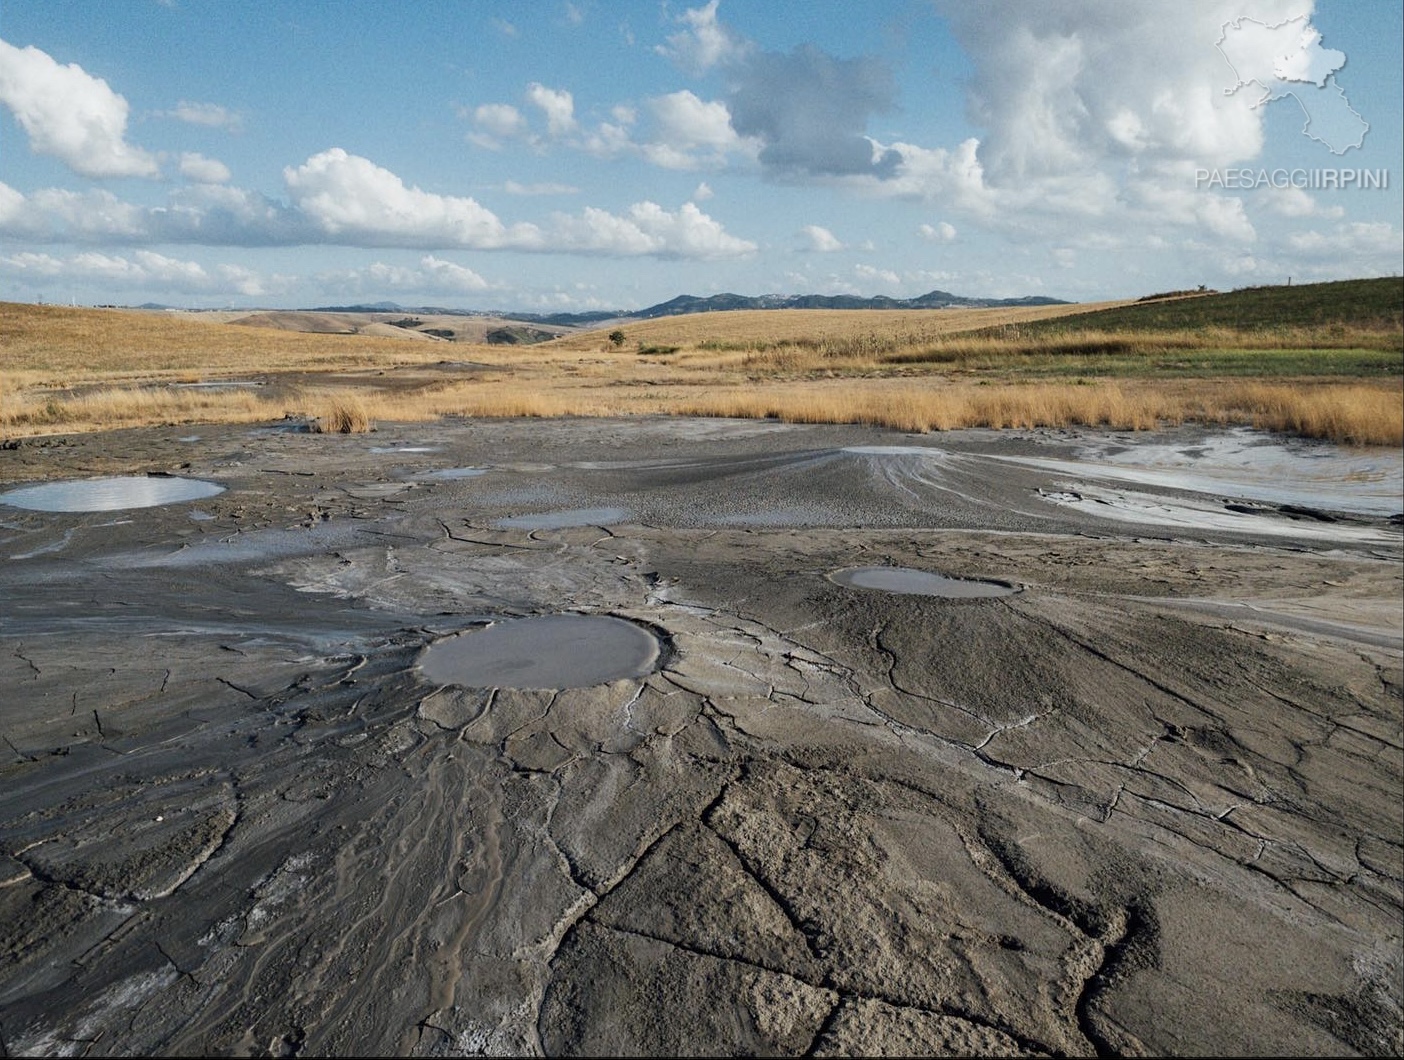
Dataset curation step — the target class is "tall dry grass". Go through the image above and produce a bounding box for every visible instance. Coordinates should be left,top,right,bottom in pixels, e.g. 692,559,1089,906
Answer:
308,390,373,433
666,379,1401,444
3,300,1400,446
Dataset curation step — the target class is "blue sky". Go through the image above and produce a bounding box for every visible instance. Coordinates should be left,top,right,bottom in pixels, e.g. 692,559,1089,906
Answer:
1,0,1399,311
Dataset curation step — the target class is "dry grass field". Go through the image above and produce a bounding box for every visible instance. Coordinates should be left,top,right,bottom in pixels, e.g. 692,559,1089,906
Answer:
2,280,1400,445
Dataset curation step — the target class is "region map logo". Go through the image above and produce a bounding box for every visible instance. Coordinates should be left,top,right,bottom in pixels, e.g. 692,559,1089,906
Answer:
1217,12,1365,154
1197,12,1385,191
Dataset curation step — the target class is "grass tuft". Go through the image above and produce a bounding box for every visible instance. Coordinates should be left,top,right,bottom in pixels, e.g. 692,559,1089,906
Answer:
308,390,373,433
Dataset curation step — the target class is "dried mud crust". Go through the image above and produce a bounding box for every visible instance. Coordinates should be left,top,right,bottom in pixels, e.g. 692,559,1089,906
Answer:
0,417,1400,1057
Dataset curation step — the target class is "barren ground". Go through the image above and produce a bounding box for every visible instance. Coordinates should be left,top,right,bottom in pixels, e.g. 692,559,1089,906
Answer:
0,416,1400,1056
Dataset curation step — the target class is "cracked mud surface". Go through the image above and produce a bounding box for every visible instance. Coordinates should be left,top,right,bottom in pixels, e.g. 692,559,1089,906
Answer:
1,417,1400,1057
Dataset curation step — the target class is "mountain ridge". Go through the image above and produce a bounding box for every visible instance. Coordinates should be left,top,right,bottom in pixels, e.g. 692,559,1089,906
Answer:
304,289,1069,327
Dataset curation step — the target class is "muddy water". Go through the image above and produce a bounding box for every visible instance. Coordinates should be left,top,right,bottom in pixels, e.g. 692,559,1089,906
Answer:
0,475,224,512
829,566,1019,598
418,614,661,688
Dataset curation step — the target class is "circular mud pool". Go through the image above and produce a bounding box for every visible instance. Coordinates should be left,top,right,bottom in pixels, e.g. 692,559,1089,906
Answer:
830,566,1019,598
419,615,661,689
0,475,225,512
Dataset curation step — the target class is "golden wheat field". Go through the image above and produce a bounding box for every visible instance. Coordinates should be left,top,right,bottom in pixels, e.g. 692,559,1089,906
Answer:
2,299,1400,445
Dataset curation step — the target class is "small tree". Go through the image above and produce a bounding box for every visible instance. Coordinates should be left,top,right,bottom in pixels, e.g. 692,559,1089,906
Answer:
608,329,626,347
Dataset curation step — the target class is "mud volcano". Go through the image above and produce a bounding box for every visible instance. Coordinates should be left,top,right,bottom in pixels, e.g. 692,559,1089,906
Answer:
829,565,1019,598
0,475,225,512
419,614,661,689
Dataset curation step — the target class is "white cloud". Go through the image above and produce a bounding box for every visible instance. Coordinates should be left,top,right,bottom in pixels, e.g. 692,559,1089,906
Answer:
178,153,231,184
503,180,579,196
643,90,751,169
938,0,1307,182
0,248,278,297
469,102,528,148
0,38,160,178
163,100,242,131
854,263,901,286
1261,185,1344,219
321,255,493,296
526,82,577,138
658,0,750,73
551,201,756,258
283,148,534,248
918,221,957,243
692,182,714,201
800,224,844,252
1287,221,1401,257
3,186,151,240
579,120,635,158
2,151,758,261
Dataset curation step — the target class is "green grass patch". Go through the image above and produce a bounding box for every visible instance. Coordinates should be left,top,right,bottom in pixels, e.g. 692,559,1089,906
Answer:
890,346,1402,379
1001,277,1402,336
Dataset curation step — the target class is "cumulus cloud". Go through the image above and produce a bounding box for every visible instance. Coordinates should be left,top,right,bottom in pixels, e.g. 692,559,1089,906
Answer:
0,38,160,178
283,148,532,248
800,225,844,252
1,150,757,260
163,100,242,130
0,248,278,297
918,221,957,243
178,153,231,184
936,0,1306,182
658,0,750,73
1261,185,1344,219
526,82,577,138
551,201,756,258
642,90,754,169
1287,221,1401,257
469,102,528,148
320,255,493,296
854,263,901,286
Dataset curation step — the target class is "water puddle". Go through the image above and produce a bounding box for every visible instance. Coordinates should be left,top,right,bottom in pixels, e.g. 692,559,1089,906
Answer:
370,446,439,454
1039,485,1399,544
171,380,264,390
418,614,660,689
492,507,630,530
994,429,1403,517
830,566,1019,598
0,476,225,512
417,467,488,481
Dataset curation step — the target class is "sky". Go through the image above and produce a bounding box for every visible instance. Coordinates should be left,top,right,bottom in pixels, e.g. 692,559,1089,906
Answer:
0,0,1400,312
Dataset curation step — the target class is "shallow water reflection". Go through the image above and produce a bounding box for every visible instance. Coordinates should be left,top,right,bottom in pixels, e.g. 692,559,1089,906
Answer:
830,566,1019,598
0,476,225,512
493,507,630,530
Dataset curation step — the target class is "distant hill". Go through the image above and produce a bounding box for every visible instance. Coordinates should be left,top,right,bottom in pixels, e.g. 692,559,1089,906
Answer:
627,289,1069,319
1002,277,1402,335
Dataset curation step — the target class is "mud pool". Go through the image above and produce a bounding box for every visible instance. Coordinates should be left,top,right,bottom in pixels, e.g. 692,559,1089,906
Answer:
419,615,662,689
0,474,224,512
0,417,1399,1058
